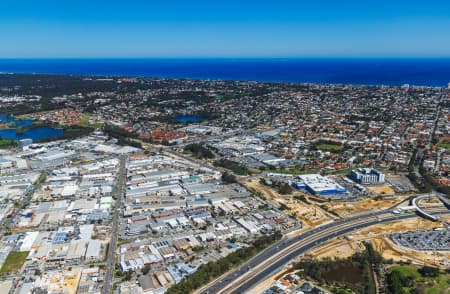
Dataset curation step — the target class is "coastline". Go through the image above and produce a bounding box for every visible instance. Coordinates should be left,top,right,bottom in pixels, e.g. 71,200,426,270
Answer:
1,58,450,87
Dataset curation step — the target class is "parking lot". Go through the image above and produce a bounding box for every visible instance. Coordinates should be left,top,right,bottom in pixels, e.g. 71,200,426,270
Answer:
386,176,416,193
390,229,449,251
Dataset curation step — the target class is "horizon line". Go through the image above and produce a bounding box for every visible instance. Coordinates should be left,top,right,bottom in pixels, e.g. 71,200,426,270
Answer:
2,56,450,60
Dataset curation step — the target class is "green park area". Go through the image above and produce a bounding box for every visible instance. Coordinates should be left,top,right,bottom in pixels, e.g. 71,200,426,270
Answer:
0,139,17,149
0,251,29,273
326,168,353,175
77,113,104,129
387,265,450,294
435,142,450,150
315,143,344,152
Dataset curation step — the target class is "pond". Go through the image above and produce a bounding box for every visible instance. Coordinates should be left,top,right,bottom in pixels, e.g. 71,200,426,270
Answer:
173,115,207,123
323,264,365,284
0,114,64,141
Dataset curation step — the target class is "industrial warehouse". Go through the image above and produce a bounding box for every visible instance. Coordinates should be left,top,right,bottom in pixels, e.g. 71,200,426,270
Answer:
293,174,347,196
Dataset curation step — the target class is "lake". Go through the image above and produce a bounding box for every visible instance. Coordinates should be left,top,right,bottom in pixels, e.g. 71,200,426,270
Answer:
0,114,32,127
174,115,207,123
0,115,64,141
0,127,64,141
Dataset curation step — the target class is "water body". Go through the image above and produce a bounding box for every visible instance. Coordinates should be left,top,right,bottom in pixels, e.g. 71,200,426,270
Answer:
323,264,364,284
0,127,64,141
1,58,450,86
0,115,64,141
174,115,207,123
0,114,32,127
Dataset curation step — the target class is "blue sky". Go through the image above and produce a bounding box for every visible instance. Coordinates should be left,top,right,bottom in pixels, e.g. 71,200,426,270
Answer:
1,1,450,58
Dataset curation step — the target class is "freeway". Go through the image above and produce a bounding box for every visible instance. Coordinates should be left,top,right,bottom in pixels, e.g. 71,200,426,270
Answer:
200,207,450,294
103,156,127,294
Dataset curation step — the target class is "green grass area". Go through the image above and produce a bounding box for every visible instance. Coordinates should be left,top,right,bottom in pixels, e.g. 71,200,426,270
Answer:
268,168,313,175
67,95,82,100
77,113,90,127
388,266,450,294
326,168,353,175
427,274,450,294
435,142,450,150
0,251,29,273
0,139,14,145
390,265,421,279
315,143,344,152
0,139,17,148
77,113,103,129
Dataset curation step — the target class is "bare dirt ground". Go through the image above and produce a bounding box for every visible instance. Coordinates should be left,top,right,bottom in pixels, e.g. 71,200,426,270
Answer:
319,196,405,218
243,178,334,227
244,178,281,204
308,218,450,268
366,184,396,195
305,238,365,260
243,178,449,268
244,178,410,227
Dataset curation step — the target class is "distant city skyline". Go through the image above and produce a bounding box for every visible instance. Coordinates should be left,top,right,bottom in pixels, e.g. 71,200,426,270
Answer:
1,1,450,58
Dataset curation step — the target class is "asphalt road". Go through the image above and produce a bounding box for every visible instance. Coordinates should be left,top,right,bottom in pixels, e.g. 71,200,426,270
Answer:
201,208,450,294
103,156,126,294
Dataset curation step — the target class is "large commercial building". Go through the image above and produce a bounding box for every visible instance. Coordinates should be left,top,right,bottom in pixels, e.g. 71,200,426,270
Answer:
293,174,347,195
349,168,385,184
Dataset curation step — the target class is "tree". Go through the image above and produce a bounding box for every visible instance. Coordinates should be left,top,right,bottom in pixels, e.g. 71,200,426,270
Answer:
418,266,439,277
141,265,151,275
124,270,133,281
184,143,215,159
279,183,293,195
221,172,237,184
387,271,405,294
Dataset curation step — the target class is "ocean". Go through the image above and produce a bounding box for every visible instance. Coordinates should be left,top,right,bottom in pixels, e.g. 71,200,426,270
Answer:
0,58,450,87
